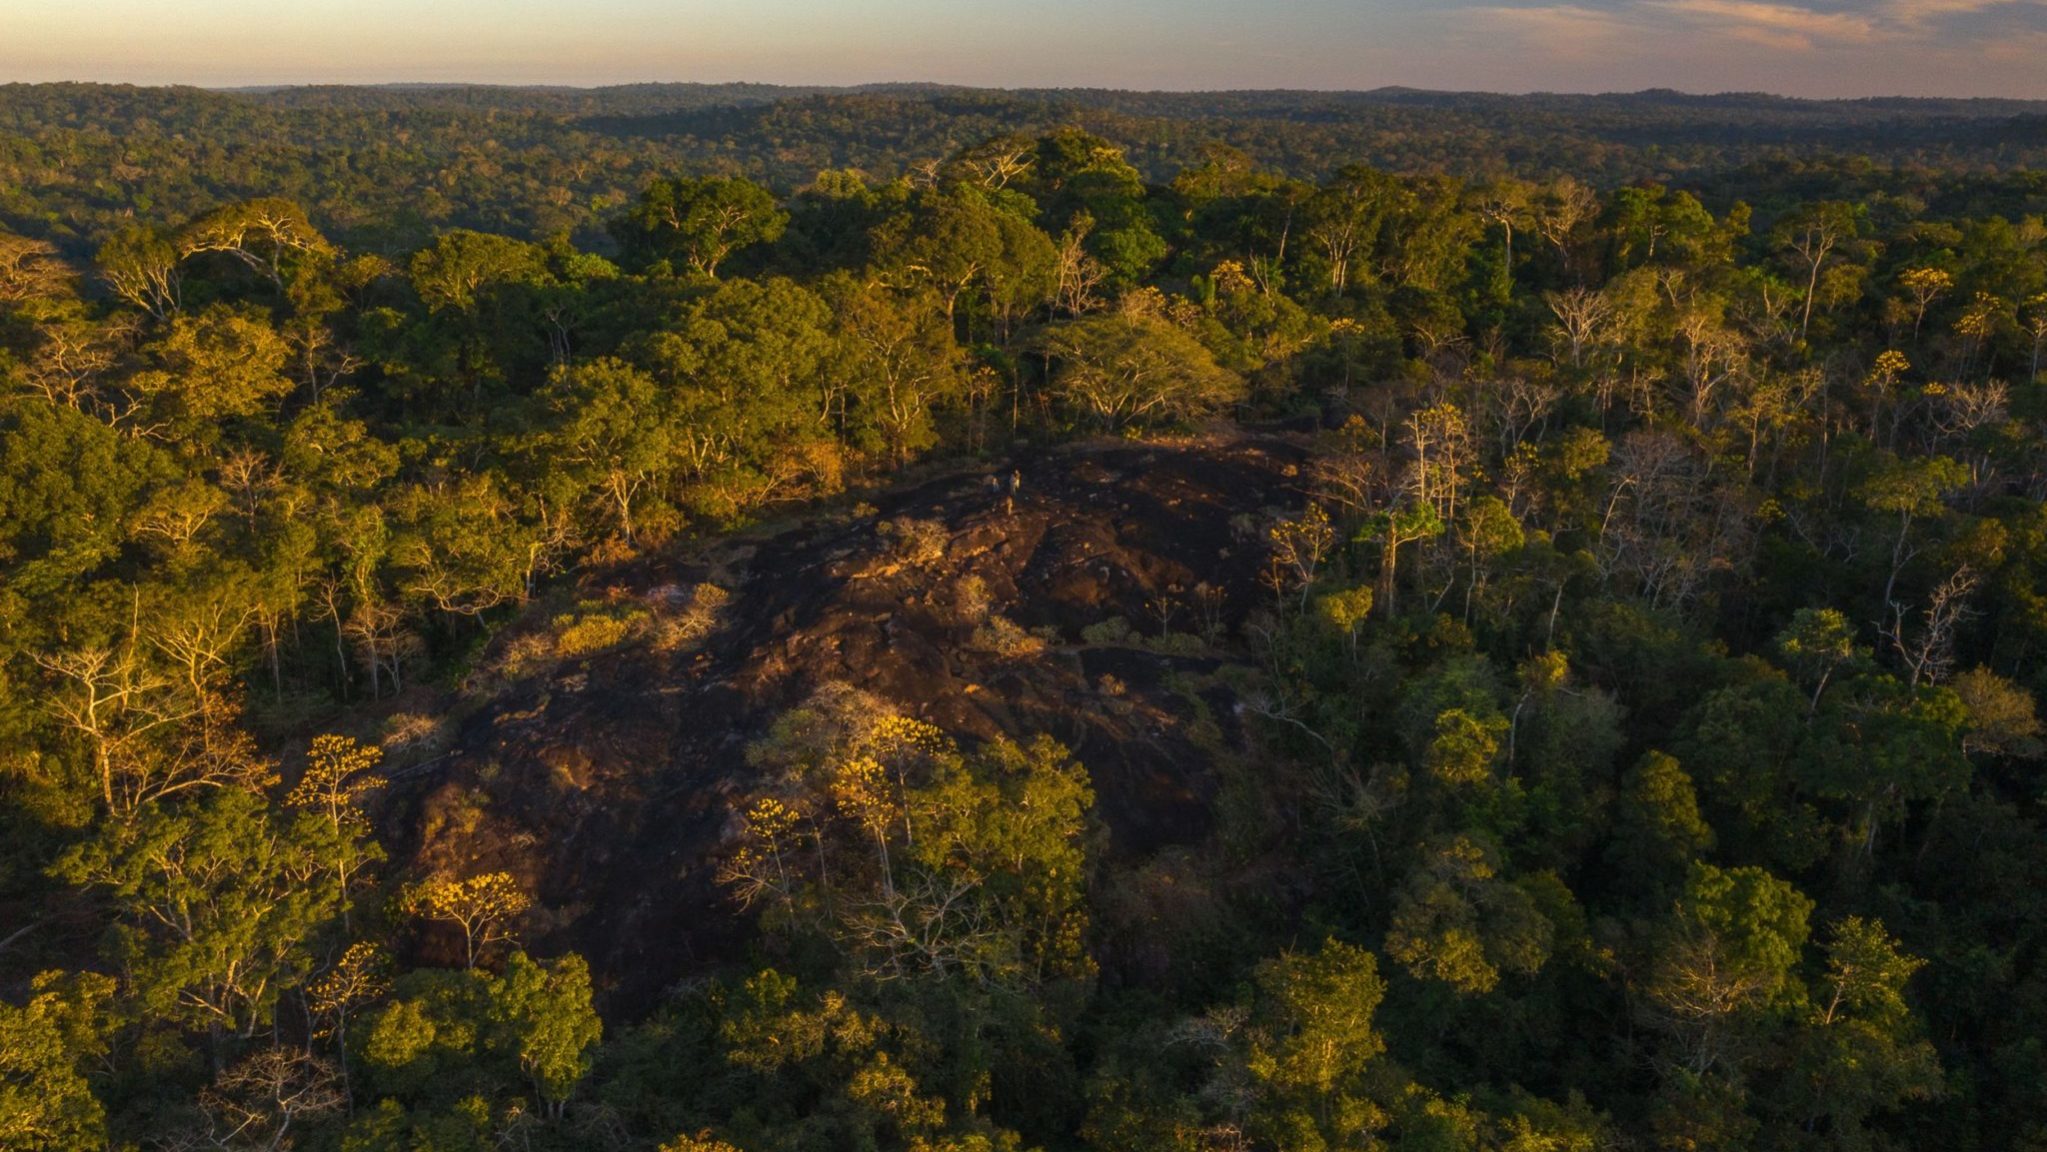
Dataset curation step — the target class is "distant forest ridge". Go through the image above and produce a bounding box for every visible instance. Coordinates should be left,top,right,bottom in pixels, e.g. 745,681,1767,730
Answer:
209,81,2047,116
3,81,2045,257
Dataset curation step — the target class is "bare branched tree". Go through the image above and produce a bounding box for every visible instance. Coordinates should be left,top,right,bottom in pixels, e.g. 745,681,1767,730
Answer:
1885,565,1980,688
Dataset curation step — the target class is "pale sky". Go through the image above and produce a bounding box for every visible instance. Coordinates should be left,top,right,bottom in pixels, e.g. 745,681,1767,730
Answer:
4,0,2045,98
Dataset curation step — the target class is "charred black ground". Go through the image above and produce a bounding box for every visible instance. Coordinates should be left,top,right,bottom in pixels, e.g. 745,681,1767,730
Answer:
387,433,1310,1005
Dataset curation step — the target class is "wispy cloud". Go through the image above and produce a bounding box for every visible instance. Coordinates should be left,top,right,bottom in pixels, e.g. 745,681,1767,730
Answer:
1886,0,2042,28
1461,4,1636,55
1650,0,1881,50
1472,0,2044,57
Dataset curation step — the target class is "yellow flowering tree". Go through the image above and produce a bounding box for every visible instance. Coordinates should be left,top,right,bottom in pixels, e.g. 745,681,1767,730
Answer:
402,872,531,968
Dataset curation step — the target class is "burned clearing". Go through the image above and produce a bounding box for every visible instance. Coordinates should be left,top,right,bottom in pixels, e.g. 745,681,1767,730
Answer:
384,433,1313,1004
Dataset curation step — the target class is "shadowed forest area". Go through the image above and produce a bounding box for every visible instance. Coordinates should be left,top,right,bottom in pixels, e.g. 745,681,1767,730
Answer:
3,83,2047,1151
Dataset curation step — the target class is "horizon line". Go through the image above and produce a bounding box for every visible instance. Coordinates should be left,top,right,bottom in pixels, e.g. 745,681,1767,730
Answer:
6,78,2046,105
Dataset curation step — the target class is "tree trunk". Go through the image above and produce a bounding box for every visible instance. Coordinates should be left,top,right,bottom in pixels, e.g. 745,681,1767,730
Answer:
1378,540,1400,617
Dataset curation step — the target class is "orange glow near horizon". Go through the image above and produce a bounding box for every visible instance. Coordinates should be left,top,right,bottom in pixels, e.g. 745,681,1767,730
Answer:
3,0,2045,98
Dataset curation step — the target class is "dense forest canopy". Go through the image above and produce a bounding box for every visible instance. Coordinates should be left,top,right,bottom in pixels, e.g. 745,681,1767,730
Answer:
2,81,2047,1152
5,82,2047,256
